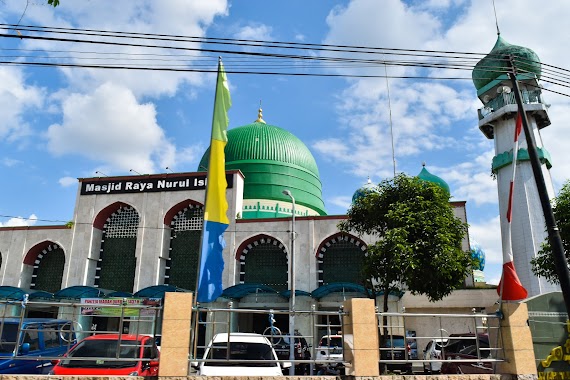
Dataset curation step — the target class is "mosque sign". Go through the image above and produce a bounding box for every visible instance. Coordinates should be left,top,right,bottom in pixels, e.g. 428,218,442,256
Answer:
80,174,234,195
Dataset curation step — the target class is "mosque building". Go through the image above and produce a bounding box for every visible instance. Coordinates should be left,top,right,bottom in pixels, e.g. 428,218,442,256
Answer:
0,32,558,340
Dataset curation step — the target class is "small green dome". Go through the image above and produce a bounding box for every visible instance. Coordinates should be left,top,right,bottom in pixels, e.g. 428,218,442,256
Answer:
417,166,450,194
472,35,541,91
198,120,326,217
352,178,378,203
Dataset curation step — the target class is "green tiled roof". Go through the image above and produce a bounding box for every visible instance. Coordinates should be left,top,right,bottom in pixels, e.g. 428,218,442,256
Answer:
199,121,326,217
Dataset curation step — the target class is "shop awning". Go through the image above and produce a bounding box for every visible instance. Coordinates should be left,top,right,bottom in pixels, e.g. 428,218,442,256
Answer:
221,283,280,300
54,286,107,300
0,286,27,300
133,285,188,299
311,282,371,299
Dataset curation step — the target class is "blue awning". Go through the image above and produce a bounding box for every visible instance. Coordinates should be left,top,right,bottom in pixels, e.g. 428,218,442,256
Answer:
0,286,27,300
107,291,134,298
133,285,188,299
221,284,281,300
280,290,312,298
28,290,54,301
311,282,371,299
54,286,107,300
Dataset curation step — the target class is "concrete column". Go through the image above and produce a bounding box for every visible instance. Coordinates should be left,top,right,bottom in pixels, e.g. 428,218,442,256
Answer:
342,298,380,376
158,292,193,377
496,302,537,375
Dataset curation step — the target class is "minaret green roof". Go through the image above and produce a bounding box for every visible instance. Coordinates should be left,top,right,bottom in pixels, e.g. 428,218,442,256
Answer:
198,120,326,217
417,166,450,194
472,35,541,91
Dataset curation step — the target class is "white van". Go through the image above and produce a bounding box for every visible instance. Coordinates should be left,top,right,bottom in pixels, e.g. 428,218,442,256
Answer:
195,332,290,376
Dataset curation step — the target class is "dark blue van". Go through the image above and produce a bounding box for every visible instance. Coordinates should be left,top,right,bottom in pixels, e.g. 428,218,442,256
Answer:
0,318,76,374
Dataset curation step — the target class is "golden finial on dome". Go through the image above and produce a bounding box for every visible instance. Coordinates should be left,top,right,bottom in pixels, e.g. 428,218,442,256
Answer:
255,100,266,124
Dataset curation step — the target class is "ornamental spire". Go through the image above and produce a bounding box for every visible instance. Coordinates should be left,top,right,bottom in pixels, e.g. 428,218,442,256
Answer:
255,100,266,124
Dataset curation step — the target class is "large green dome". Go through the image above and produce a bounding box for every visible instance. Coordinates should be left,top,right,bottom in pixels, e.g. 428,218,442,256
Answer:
472,35,541,91
198,118,326,219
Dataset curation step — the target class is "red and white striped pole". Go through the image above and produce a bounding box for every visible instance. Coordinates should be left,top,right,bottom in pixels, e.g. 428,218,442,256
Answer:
497,112,528,301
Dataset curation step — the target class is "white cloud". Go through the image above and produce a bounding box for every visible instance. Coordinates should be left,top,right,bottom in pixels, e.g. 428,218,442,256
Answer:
0,214,38,227
327,196,352,213
46,82,173,173
59,176,77,187
235,23,274,41
1,158,22,167
7,0,229,99
0,67,43,142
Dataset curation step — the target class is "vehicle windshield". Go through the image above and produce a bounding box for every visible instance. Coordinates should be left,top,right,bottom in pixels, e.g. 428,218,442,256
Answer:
319,337,342,348
204,342,277,367
0,324,18,353
59,339,143,368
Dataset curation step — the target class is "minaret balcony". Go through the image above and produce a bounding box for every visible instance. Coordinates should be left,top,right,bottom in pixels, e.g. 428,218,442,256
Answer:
477,89,551,139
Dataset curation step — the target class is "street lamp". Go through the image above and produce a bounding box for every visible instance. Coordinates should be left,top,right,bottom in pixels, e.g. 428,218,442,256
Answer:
282,189,295,376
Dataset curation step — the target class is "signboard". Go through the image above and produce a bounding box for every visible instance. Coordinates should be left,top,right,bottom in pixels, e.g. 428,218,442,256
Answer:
80,173,234,195
80,297,161,317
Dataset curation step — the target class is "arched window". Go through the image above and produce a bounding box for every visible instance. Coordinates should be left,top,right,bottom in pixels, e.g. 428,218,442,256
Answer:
237,235,288,291
31,243,65,293
96,205,139,292
316,234,366,286
165,204,204,290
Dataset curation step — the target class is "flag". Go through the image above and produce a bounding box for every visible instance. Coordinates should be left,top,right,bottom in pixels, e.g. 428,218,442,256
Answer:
197,59,231,303
498,113,528,301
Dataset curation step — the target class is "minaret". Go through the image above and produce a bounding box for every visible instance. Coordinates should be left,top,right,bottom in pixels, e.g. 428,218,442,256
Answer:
473,35,559,296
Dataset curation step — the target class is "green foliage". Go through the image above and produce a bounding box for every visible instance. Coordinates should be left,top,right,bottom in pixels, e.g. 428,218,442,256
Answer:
47,0,60,7
531,180,570,284
339,174,472,312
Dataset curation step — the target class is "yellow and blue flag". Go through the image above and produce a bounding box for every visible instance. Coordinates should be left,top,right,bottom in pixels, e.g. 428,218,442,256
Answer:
197,59,231,303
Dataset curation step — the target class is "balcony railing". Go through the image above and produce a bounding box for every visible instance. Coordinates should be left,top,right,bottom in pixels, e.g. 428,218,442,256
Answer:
478,89,543,120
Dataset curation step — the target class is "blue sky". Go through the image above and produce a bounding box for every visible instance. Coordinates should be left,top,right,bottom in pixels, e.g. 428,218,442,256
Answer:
1,0,570,287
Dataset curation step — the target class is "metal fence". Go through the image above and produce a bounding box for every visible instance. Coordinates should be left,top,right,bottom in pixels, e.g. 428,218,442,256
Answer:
377,310,504,374
0,298,162,367
0,298,506,376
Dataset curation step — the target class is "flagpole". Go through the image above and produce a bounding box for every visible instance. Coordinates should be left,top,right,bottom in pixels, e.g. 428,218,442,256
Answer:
508,57,570,317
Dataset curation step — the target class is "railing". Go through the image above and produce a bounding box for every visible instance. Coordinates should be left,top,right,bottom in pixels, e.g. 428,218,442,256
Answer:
377,310,504,375
478,89,543,119
191,304,347,375
0,298,162,368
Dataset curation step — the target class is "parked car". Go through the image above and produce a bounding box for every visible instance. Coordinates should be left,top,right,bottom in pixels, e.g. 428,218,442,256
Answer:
441,334,492,374
194,332,289,376
273,332,311,374
50,334,159,376
423,338,448,373
315,334,344,373
0,318,76,374
379,334,412,374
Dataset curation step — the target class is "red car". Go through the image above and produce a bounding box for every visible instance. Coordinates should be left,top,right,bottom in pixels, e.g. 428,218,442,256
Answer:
50,334,159,377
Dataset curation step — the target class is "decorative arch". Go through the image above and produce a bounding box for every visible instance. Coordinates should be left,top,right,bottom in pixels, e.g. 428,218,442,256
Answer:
164,199,204,226
24,241,65,293
95,204,140,292
235,234,288,291
164,201,204,289
93,201,135,229
316,233,367,287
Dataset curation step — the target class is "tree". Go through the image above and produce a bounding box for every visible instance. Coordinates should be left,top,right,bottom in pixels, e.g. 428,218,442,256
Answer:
531,180,570,284
338,174,473,336
47,0,60,6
